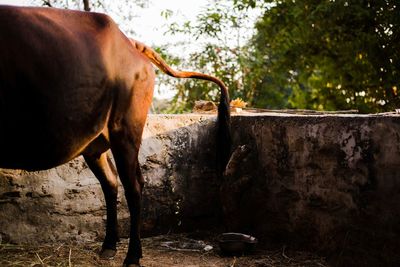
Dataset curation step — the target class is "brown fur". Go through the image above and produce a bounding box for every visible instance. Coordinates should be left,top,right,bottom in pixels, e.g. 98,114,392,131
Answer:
0,6,231,266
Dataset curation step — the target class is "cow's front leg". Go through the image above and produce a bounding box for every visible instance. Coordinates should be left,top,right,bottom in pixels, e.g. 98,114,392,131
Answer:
84,153,119,259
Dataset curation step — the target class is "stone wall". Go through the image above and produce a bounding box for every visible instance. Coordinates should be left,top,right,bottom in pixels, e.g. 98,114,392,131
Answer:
0,115,219,244
228,114,400,267
1,113,400,266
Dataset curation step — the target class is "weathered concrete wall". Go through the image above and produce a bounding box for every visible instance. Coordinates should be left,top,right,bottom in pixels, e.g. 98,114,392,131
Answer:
0,115,219,244
228,114,400,267
1,113,400,266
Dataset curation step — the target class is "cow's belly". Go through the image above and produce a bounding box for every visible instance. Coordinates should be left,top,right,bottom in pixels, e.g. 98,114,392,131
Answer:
0,117,104,171
0,88,112,171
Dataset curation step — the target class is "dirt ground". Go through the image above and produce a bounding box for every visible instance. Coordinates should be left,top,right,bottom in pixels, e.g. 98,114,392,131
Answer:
0,234,329,267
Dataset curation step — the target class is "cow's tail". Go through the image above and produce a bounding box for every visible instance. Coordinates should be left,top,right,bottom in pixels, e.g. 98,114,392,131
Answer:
131,39,231,176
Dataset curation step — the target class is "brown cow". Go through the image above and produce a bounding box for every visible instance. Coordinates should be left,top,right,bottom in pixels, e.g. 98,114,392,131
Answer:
0,6,231,267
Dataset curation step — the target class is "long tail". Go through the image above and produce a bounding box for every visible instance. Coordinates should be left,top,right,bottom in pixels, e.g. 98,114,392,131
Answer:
131,39,231,175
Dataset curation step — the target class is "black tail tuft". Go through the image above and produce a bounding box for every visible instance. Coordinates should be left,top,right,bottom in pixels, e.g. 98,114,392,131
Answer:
216,92,232,177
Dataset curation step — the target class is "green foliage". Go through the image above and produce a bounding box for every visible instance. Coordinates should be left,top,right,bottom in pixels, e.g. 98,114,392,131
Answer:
161,0,261,113
163,0,400,113
251,0,400,112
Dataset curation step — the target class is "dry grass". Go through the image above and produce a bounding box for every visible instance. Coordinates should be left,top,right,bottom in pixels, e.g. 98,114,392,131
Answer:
0,234,329,267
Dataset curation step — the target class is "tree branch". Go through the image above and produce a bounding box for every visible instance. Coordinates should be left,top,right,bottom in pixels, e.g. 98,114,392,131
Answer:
42,0,52,7
83,0,90,11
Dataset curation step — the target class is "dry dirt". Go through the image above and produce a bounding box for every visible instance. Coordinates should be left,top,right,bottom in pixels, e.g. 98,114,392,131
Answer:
0,234,329,267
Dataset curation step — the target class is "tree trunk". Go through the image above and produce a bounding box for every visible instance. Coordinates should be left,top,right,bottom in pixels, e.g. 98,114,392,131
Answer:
83,0,90,11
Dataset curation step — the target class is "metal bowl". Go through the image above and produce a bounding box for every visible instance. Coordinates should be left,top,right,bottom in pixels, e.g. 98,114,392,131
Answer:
218,232,258,255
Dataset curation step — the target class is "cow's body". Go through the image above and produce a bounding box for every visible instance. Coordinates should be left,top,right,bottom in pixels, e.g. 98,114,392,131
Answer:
0,6,152,170
0,6,230,267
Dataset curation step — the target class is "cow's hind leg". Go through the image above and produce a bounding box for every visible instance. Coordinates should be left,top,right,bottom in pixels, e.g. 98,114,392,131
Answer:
84,152,119,258
109,127,144,267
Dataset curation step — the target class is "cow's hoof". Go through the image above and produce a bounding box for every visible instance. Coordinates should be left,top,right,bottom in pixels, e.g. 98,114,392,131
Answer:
99,248,117,259
122,259,142,267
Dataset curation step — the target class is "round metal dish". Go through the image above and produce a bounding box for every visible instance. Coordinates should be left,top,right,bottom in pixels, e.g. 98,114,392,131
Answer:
218,232,258,255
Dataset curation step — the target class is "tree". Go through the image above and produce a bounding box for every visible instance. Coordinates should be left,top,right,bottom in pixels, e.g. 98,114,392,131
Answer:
162,0,400,113
83,0,90,11
249,0,400,112
159,0,262,113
